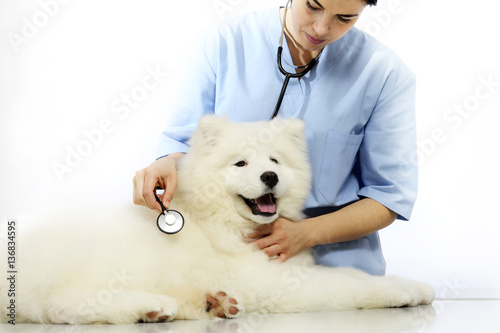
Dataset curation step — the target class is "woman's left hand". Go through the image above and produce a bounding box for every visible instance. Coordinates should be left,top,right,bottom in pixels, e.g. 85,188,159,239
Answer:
247,217,311,262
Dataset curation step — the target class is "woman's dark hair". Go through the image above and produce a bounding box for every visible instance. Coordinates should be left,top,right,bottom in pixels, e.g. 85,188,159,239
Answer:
364,0,377,5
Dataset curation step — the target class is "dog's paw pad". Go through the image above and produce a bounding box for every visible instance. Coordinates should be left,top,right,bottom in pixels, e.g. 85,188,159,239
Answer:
139,307,175,323
206,291,243,319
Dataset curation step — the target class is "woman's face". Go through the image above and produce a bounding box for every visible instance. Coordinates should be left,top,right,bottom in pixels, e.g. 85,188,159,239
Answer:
287,0,367,52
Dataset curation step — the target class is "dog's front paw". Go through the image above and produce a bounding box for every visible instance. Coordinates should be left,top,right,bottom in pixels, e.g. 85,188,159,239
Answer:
412,281,435,306
387,277,435,308
206,291,244,319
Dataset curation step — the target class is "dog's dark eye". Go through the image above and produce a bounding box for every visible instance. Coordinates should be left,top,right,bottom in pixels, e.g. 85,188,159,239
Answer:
270,157,279,164
235,161,247,167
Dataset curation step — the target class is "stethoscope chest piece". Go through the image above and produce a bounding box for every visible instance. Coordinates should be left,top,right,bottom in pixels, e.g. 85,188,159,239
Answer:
157,210,184,234
154,188,184,234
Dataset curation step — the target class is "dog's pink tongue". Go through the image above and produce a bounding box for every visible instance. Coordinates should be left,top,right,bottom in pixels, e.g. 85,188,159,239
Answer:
256,194,276,214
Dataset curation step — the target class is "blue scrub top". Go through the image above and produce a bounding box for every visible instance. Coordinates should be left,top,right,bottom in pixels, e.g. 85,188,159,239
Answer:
157,8,417,276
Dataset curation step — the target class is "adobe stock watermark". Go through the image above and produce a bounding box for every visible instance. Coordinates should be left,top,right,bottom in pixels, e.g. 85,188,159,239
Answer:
417,74,498,164
398,73,499,177
402,277,466,333
212,0,244,20
76,269,135,317
7,0,73,53
360,0,415,37
51,64,168,182
237,265,316,333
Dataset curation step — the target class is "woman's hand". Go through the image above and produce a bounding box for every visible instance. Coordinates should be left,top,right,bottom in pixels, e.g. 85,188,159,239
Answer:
133,153,183,213
247,199,398,262
247,217,311,262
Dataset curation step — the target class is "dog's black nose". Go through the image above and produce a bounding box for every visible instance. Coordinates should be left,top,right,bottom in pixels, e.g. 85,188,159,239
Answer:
261,171,279,189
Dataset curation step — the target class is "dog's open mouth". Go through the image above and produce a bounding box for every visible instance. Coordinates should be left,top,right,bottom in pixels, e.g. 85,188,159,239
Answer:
240,193,276,216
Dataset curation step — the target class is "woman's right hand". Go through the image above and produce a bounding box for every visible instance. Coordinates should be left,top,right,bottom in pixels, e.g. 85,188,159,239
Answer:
133,153,184,213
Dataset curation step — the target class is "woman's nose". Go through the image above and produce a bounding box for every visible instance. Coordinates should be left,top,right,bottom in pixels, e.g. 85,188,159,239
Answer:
313,17,330,37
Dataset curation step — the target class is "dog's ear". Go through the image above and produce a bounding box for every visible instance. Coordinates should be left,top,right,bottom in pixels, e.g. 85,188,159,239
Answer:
285,118,305,141
270,117,306,147
191,115,227,148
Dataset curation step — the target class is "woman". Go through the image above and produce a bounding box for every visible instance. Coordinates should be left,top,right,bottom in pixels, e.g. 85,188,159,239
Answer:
133,0,417,276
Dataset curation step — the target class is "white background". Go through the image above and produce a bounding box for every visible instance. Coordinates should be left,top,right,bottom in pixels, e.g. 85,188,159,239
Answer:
1,0,499,299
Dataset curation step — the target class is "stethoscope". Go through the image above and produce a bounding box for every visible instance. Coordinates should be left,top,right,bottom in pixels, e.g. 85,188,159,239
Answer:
154,188,184,234
270,0,322,119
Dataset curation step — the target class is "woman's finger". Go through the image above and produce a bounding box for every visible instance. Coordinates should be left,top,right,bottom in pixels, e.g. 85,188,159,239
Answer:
247,222,274,239
142,171,162,212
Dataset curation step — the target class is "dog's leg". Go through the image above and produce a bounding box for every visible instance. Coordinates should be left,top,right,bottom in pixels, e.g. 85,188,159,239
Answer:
313,267,435,309
236,264,434,314
18,288,178,324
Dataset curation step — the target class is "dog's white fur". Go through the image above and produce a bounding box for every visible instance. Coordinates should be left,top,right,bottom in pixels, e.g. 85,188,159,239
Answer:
1,116,434,324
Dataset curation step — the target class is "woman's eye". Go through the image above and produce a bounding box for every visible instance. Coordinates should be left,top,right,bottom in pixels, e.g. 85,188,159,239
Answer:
234,161,247,167
337,16,352,24
307,1,320,11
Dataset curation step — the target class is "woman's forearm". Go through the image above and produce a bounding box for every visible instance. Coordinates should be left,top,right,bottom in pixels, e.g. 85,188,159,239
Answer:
304,198,398,248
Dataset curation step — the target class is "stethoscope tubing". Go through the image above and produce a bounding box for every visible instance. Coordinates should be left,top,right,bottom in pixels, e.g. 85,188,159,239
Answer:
271,46,319,120
270,1,319,120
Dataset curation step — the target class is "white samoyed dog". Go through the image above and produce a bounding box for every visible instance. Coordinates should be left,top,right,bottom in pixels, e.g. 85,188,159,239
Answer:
1,116,434,324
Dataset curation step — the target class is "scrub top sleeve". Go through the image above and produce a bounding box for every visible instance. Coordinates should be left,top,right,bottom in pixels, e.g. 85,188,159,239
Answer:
156,26,219,159
357,67,418,221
